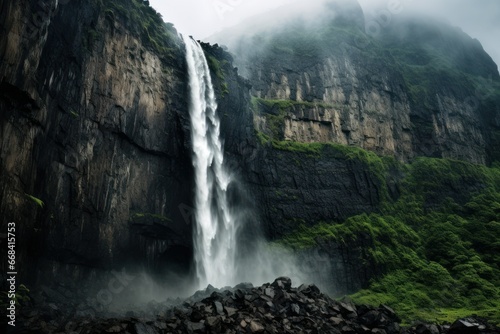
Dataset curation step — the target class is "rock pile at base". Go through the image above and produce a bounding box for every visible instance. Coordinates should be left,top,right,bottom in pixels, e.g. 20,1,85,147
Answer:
13,277,500,333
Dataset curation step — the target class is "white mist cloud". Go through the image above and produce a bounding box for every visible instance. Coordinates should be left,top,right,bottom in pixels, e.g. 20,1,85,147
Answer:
149,0,500,68
149,0,289,38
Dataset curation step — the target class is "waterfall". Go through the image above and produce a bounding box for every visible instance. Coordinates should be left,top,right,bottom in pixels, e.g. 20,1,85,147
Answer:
183,36,236,289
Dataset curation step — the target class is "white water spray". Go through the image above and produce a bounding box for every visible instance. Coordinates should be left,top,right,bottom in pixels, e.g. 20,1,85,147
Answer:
183,36,236,289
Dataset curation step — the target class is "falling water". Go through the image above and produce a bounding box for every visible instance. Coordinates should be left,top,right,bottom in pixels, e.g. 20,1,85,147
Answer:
183,36,236,289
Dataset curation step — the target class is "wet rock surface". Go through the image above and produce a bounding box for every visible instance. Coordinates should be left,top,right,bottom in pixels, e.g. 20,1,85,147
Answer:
10,278,499,334
0,0,252,288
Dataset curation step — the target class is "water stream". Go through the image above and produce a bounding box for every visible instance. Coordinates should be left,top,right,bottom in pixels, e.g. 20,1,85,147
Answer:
183,36,236,289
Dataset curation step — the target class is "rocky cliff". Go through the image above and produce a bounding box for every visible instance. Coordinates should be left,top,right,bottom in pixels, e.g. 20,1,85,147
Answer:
1,0,499,307
206,0,500,230
210,0,500,297
212,1,500,165
0,0,252,286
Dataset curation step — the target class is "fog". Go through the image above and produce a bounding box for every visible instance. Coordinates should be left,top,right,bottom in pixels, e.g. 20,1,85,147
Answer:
149,0,500,69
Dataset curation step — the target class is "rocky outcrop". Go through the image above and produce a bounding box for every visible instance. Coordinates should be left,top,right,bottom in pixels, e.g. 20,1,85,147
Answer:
250,48,415,160
243,144,398,238
13,277,500,333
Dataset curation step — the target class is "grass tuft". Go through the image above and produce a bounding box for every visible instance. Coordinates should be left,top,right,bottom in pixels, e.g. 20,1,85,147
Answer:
25,194,44,208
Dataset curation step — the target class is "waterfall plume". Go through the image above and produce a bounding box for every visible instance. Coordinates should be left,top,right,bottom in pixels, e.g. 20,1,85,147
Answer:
183,36,237,289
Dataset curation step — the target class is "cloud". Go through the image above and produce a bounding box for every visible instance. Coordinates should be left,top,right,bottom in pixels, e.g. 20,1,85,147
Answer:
149,0,500,68
149,0,288,37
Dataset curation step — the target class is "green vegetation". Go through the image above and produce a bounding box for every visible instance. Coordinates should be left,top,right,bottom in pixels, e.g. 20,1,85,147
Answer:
25,194,44,208
395,53,480,109
207,55,225,81
206,55,230,96
276,144,500,325
246,10,500,325
256,131,271,145
252,99,287,140
90,0,177,59
248,18,500,325
380,26,500,111
271,141,323,156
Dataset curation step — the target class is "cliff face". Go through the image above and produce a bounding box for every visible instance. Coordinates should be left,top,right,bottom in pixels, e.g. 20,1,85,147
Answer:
249,51,414,158
210,0,500,225
0,0,251,285
214,2,500,165
1,0,499,298
243,144,400,238
1,0,189,283
212,1,500,294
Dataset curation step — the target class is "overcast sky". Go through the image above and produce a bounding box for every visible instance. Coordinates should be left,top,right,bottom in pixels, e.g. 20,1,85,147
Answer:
149,0,500,69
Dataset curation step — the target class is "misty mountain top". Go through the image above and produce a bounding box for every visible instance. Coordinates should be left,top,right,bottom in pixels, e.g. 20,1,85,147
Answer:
207,0,499,84
377,15,500,80
207,0,364,46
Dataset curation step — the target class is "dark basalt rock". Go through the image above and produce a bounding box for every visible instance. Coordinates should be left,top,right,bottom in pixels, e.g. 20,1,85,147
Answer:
0,0,253,289
12,278,500,334
449,319,482,334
